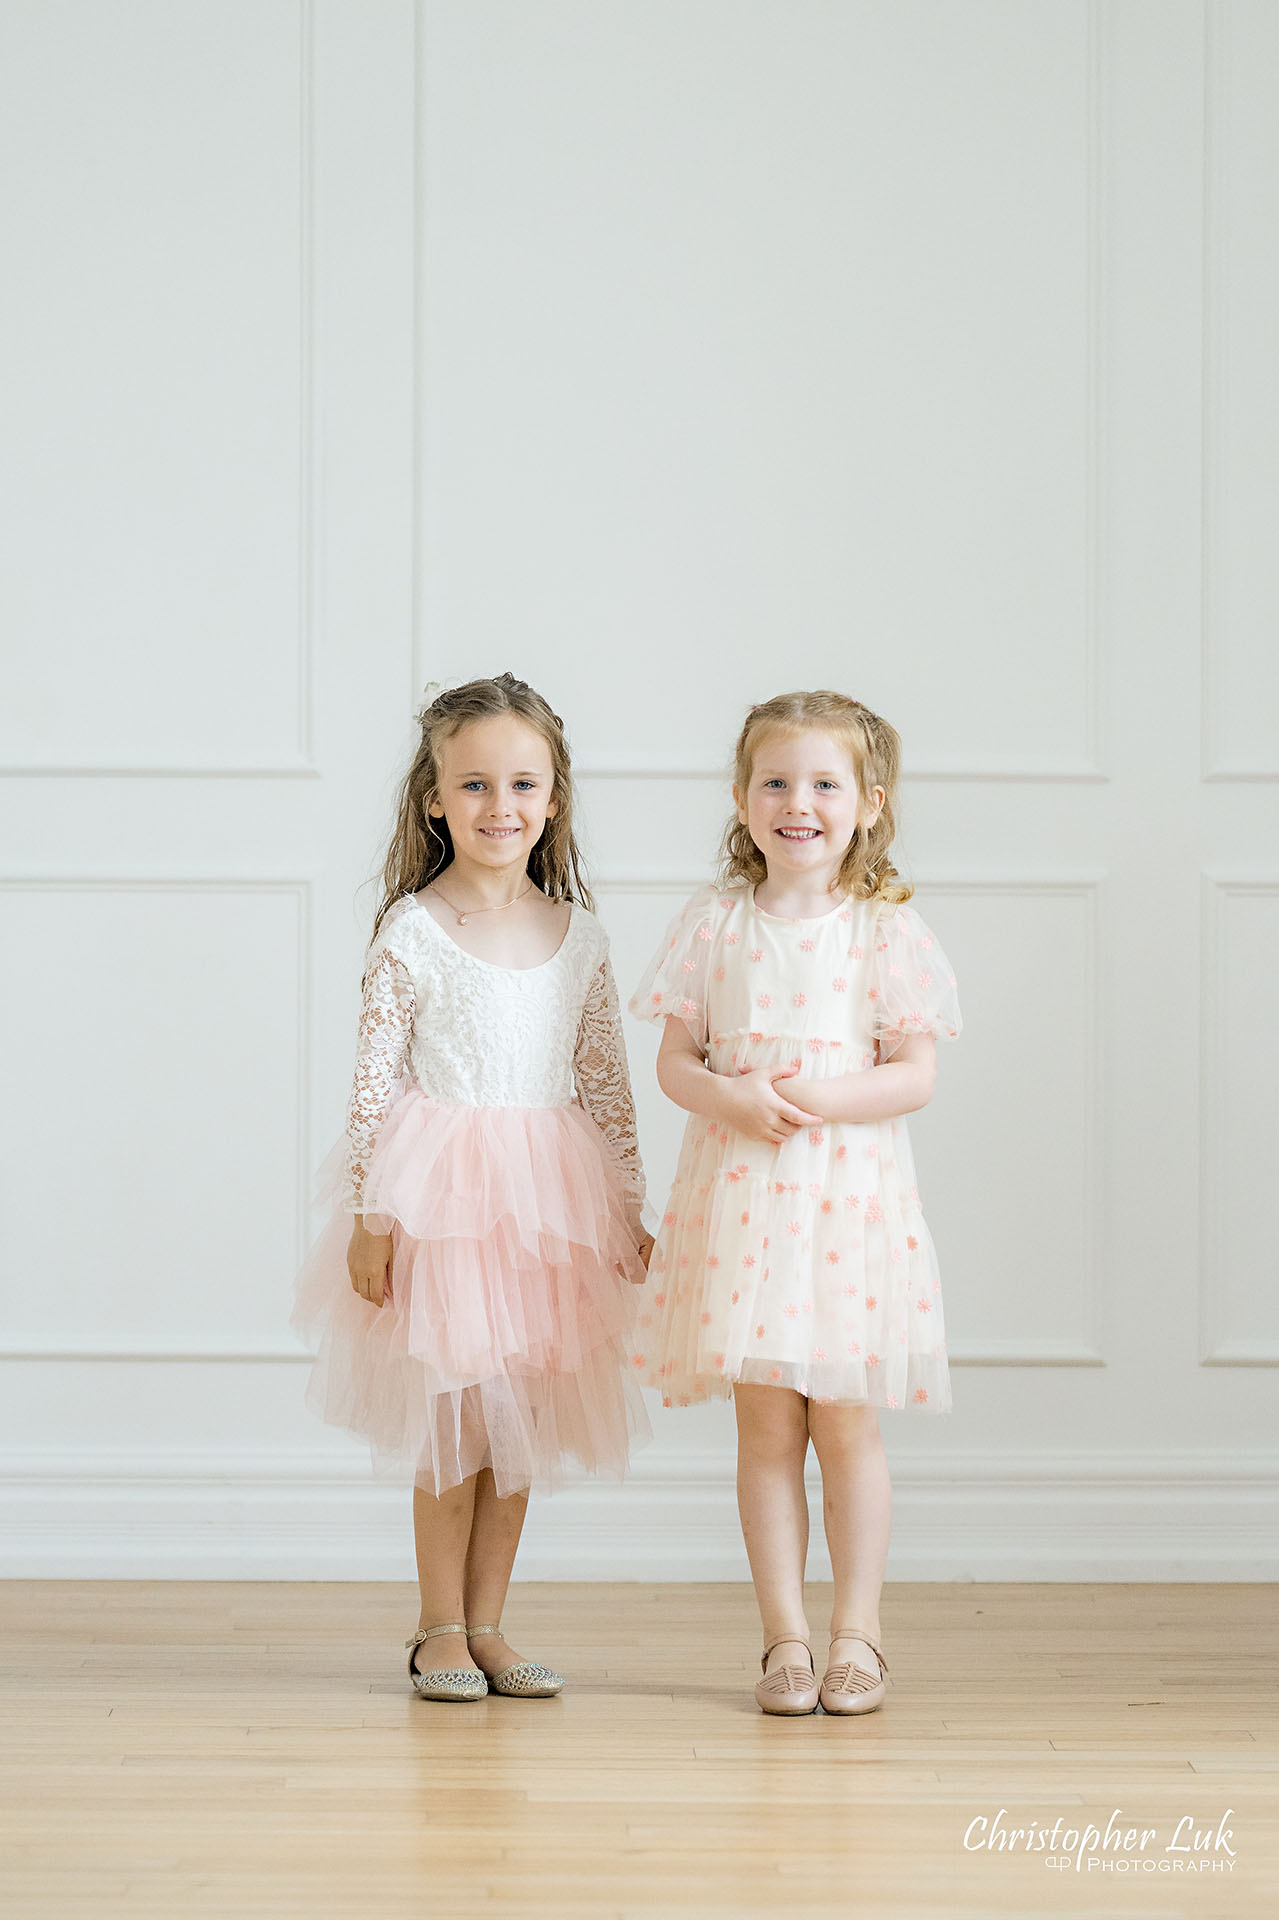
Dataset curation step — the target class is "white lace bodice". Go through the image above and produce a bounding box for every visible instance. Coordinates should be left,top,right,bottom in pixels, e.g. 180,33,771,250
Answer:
340,894,647,1221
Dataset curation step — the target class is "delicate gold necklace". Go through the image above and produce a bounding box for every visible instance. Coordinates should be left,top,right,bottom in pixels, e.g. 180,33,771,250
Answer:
429,878,535,926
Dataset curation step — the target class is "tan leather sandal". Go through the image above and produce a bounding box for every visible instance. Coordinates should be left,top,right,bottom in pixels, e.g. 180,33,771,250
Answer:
754,1635,820,1715
466,1623,564,1697
405,1622,488,1701
819,1626,890,1715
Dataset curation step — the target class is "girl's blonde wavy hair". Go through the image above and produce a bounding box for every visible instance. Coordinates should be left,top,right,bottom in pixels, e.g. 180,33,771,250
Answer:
717,689,912,906
371,672,593,941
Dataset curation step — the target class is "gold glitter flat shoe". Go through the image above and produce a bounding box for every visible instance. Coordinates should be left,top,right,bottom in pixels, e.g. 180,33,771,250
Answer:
405,1622,488,1701
754,1635,820,1715
819,1626,890,1715
466,1622,564,1697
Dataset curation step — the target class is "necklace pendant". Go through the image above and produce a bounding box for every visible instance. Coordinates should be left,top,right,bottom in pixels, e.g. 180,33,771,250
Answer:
456,913,468,925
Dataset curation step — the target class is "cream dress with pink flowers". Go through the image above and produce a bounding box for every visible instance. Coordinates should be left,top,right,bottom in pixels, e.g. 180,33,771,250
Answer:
627,881,961,1412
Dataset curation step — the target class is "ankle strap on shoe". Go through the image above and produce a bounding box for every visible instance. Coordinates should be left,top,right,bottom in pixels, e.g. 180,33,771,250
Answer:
761,1634,811,1663
829,1626,888,1671
404,1622,468,1648
466,1622,501,1637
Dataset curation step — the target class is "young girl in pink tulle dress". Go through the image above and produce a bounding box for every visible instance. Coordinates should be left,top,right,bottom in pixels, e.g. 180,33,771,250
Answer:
293,673,654,1702
628,690,961,1720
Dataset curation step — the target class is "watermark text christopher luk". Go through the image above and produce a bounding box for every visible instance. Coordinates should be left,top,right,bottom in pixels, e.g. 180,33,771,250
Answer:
964,1808,1237,1873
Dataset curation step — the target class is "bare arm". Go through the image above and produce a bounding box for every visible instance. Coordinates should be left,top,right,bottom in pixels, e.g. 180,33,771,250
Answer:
655,1016,823,1147
785,1032,937,1124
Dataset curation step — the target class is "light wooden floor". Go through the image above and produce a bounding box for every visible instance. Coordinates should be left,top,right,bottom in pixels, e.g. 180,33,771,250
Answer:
1,1581,1275,1919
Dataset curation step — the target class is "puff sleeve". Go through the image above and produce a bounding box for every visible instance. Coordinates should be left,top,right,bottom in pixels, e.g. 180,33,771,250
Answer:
626,884,719,1054
868,899,962,1063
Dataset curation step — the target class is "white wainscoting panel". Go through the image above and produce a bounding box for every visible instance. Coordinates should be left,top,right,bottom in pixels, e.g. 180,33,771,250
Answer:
1202,0,1279,779
0,0,313,773
0,881,310,1358
1200,877,1279,1363
416,0,1102,778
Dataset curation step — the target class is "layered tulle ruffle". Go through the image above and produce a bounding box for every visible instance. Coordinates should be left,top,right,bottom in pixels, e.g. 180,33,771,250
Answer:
291,1086,652,1496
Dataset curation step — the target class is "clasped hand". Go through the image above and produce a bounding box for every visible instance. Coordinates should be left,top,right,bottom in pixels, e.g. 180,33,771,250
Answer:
720,1063,822,1147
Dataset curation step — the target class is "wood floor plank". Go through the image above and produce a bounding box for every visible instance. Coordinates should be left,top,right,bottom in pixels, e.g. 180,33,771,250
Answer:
1,1579,1275,1917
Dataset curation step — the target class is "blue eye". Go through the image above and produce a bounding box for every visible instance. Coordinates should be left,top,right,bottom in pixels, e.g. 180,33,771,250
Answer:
816,779,837,790
513,779,535,791
763,778,785,789
463,780,485,792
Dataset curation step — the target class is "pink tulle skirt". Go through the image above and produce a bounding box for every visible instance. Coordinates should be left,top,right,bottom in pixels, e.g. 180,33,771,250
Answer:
291,1085,652,1496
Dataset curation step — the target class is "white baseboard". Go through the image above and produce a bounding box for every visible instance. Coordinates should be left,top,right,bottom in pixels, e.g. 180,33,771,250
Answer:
2,1446,1277,1580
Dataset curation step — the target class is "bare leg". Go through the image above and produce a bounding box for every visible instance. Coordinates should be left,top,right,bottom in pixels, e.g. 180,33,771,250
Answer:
410,1475,483,1676
733,1382,812,1676
462,1468,535,1677
806,1400,892,1678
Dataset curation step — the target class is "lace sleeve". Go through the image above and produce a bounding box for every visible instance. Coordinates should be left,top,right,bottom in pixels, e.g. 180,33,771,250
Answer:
339,947,415,1213
574,953,653,1233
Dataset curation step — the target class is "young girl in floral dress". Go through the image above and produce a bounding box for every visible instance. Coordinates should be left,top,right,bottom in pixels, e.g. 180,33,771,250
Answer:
294,674,654,1702
629,689,961,1717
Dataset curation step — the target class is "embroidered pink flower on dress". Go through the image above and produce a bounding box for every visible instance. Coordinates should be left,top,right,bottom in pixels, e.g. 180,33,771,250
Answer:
663,1211,677,1226
867,1352,880,1368
914,1387,929,1403
742,1254,756,1269
731,1289,741,1304
770,1367,783,1382
787,1221,801,1236
843,1283,858,1298
749,949,763,963
725,930,740,945
800,938,815,953
851,945,863,960
865,1197,883,1225
907,1235,918,1251
814,1346,828,1361
867,986,880,1001
808,1129,824,1147
918,970,933,990
714,965,726,981
651,992,662,1006
631,1354,645,1368
698,923,714,940
740,1211,750,1226
866,1295,877,1311
784,1303,799,1318
757,992,772,1009
756,1324,766,1339
916,1297,932,1313
826,1249,840,1264
700,1312,712,1327
715,1354,726,1369
793,991,807,1007
835,1144,847,1161
682,958,697,974
839,910,851,924
848,1340,861,1356
885,1394,899,1409
889,962,902,979
707,1255,720,1270
833,976,848,993
820,1199,833,1216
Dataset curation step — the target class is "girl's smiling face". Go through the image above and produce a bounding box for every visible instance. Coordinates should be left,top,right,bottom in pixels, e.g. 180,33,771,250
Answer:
428,713,558,873
735,727,884,883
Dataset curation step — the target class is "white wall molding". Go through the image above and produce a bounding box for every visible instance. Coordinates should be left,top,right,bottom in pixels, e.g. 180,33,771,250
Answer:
0,876,314,1362
0,0,318,780
2,1443,1275,1582
1199,873,1279,1364
1200,0,1279,780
